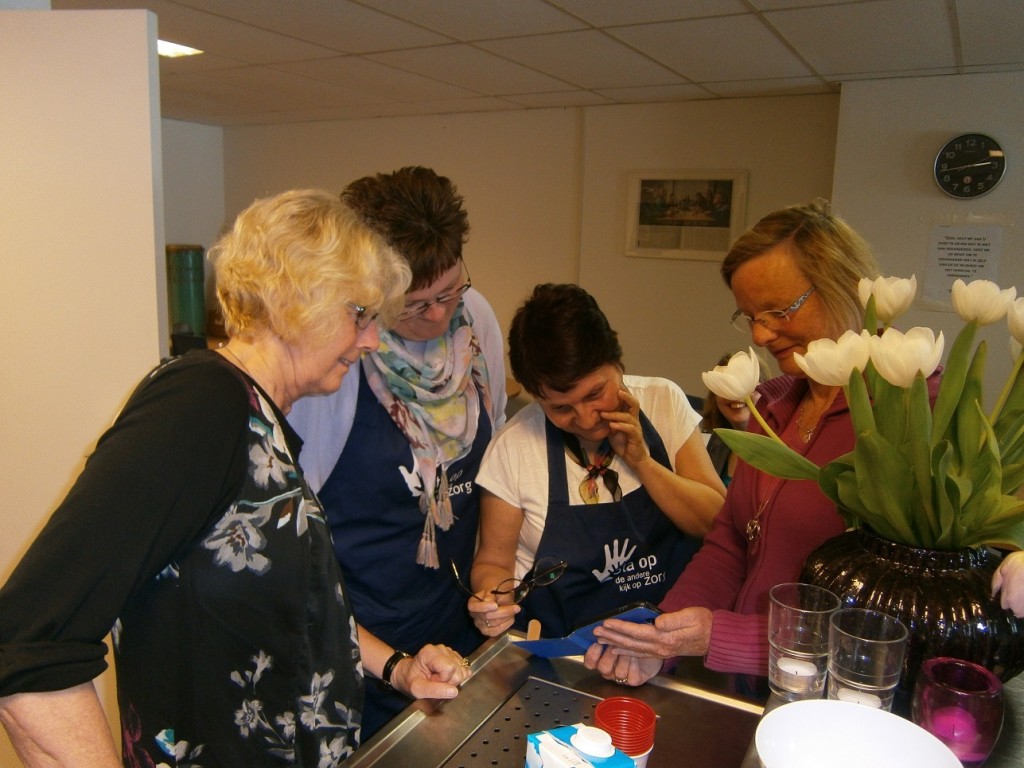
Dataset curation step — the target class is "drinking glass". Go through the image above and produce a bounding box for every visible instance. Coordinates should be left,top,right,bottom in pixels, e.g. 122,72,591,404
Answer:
827,608,908,711
912,657,1004,767
767,583,840,701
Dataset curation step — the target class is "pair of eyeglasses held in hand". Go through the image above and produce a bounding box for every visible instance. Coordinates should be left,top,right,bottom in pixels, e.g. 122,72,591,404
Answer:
450,557,567,605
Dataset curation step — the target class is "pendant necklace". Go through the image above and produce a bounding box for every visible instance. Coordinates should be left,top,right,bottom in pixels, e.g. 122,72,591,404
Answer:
796,401,816,443
747,479,781,542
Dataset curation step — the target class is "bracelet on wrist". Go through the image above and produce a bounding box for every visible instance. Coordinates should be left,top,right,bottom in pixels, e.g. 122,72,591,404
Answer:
382,650,412,689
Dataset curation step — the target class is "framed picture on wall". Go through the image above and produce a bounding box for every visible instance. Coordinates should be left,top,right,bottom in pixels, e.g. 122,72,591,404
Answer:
625,169,748,261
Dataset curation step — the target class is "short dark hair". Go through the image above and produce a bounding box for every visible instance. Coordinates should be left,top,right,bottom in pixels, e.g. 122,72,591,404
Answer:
509,283,623,397
342,166,469,290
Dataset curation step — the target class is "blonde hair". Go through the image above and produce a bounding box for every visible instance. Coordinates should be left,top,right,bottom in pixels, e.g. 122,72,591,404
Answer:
721,199,878,336
212,189,411,343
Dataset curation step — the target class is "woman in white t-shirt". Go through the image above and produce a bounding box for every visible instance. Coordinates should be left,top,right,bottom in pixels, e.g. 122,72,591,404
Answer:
464,284,726,641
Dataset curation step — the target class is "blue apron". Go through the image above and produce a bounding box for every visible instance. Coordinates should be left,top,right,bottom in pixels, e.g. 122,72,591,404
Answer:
515,413,699,639
317,365,491,736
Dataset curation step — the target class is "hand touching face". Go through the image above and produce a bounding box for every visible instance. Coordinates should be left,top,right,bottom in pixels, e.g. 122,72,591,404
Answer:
536,364,625,444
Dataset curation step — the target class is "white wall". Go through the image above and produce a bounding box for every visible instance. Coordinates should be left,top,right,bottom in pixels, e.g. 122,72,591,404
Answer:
224,109,583,347
0,8,164,764
578,96,840,395
162,118,225,308
833,72,1024,404
223,96,840,398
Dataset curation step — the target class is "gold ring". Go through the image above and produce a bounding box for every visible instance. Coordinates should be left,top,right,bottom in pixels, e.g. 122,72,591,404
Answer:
460,658,471,668
616,677,628,684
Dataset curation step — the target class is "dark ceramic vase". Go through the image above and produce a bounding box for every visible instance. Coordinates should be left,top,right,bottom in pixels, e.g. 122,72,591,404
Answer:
801,527,1024,712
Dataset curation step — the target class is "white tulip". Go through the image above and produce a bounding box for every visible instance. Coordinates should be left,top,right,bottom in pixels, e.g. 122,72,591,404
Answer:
701,347,761,402
869,327,945,388
858,275,917,324
794,330,872,387
951,279,1016,325
1008,297,1024,346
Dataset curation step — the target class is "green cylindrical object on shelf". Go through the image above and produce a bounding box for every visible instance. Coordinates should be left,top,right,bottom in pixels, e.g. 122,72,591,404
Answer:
166,244,206,336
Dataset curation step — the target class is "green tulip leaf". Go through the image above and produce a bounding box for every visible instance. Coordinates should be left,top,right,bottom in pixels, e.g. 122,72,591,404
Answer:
932,321,977,444
907,374,937,539
852,430,916,543
818,453,854,507
931,441,958,547
954,341,987,471
992,352,1024,426
872,374,909,447
846,368,876,436
712,428,820,480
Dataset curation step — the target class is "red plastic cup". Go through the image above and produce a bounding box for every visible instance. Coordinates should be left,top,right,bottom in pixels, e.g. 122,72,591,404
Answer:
594,696,657,757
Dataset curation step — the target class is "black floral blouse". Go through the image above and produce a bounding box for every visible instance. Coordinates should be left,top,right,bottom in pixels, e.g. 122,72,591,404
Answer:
0,351,364,766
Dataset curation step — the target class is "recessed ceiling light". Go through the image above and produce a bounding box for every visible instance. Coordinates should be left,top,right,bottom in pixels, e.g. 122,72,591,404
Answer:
157,40,204,58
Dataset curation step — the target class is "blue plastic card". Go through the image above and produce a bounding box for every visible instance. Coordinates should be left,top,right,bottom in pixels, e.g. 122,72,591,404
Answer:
513,603,661,658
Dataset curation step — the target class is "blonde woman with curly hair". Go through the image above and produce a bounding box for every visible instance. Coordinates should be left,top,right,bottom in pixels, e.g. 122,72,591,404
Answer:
0,190,472,767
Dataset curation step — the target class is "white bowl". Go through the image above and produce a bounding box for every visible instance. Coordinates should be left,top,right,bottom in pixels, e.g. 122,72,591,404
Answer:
755,699,962,768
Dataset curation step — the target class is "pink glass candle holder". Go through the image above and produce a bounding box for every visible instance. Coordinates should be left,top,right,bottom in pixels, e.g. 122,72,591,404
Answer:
911,657,1004,767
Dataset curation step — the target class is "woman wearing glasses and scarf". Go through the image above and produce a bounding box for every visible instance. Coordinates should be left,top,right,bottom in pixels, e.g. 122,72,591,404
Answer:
583,200,921,691
288,168,506,738
464,283,725,641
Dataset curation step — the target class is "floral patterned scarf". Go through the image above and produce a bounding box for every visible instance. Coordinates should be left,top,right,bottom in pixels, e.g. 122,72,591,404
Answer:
362,301,492,568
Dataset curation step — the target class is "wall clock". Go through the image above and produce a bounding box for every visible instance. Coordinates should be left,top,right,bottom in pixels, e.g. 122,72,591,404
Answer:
934,133,1005,198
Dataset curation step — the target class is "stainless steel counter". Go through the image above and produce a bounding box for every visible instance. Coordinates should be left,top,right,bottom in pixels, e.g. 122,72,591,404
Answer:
349,635,1024,767
347,634,763,767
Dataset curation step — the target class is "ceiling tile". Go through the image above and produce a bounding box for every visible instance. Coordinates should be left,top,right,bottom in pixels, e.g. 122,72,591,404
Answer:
610,15,815,82
358,0,586,39
766,0,956,75
45,0,1024,125
956,0,1024,66
548,0,747,26
171,0,451,52
704,77,835,97
274,56,478,102
593,83,715,103
503,90,615,108
748,0,862,9
478,30,683,89
367,44,574,95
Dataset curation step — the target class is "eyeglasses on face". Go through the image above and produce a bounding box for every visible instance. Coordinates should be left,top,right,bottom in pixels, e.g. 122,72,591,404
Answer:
346,301,378,330
730,286,815,332
450,556,567,605
398,261,472,320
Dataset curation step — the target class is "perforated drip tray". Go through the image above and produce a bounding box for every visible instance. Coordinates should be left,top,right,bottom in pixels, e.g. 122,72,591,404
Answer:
444,677,600,767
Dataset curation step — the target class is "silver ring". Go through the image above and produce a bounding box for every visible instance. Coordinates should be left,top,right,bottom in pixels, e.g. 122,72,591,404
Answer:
615,677,628,684
485,619,491,627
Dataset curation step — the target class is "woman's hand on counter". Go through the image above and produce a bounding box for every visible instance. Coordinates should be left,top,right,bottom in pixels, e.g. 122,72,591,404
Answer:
393,644,473,700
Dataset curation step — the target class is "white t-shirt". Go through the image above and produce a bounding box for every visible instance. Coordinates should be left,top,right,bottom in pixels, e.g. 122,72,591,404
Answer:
475,374,699,580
